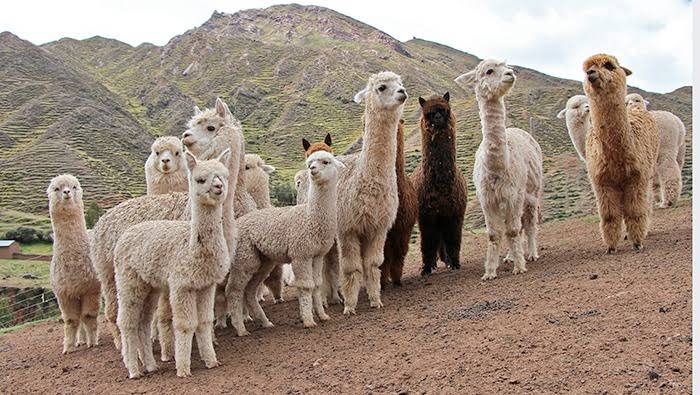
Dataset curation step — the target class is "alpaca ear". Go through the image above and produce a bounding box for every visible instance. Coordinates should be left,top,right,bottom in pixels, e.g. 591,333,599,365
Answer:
302,138,311,152
324,133,332,147
333,157,346,169
262,164,276,174
443,92,450,102
621,66,632,76
217,148,231,167
556,109,567,119
215,97,231,119
454,70,476,87
418,97,426,107
186,150,198,172
353,87,368,103
193,105,202,115
644,99,650,106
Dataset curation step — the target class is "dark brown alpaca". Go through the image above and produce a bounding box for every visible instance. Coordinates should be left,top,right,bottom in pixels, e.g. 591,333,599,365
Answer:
410,92,468,275
380,120,418,287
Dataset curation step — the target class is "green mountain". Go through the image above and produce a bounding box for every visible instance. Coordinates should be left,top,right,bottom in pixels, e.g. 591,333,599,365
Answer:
0,4,692,231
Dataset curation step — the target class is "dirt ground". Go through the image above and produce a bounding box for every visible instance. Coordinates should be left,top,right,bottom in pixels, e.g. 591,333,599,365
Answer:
0,202,692,394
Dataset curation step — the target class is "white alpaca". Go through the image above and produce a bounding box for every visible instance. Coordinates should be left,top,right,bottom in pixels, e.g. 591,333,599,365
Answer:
244,153,275,208
226,148,344,335
625,93,686,207
455,59,544,280
556,95,590,162
114,149,231,378
145,136,188,195
47,175,101,354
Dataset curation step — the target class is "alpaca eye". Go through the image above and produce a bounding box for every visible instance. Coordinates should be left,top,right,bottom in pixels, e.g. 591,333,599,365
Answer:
196,178,206,184
155,151,160,156
73,186,77,190
322,160,329,165
54,187,59,192
378,85,386,92
207,126,216,132
486,69,494,75
245,165,250,170
175,151,180,156
604,62,615,71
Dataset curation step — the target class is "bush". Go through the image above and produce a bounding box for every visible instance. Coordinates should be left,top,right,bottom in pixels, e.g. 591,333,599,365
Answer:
271,182,296,207
85,201,103,229
4,227,41,243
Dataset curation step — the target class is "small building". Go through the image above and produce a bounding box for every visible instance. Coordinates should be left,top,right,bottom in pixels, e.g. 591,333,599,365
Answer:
0,240,21,259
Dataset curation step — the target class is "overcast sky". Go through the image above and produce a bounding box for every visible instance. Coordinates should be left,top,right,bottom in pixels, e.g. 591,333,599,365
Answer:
1,0,692,93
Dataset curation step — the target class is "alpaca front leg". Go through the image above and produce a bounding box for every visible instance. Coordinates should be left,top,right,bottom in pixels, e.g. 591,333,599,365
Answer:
138,290,159,374
506,229,527,274
171,287,198,378
80,291,100,347
57,295,81,354
225,264,254,337
116,276,149,379
442,217,464,270
195,286,220,369
418,216,439,275
157,289,174,361
363,232,387,309
660,160,682,207
339,234,362,315
623,181,652,250
594,183,624,253
76,322,86,347
243,268,274,329
482,230,502,280
652,171,663,206
264,265,284,303
322,243,342,306
522,203,540,262
102,278,121,351
214,284,228,329
291,258,316,327
311,256,330,322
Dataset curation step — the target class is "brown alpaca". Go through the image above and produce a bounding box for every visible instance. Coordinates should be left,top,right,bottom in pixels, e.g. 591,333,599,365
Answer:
582,54,659,253
410,93,468,275
303,133,333,157
380,120,418,286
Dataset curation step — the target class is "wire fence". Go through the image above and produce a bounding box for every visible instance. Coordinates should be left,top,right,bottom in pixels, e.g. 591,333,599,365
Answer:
0,287,60,329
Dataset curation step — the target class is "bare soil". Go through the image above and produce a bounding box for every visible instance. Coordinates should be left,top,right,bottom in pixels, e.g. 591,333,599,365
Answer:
0,202,691,394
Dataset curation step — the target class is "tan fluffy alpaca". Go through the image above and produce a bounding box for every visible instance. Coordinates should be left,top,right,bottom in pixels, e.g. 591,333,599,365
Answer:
455,59,544,280
91,98,246,353
114,149,231,378
582,54,659,253
557,95,591,162
337,71,406,315
625,93,686,207
47,175,101,354
145,136,188,195
226,145,344,335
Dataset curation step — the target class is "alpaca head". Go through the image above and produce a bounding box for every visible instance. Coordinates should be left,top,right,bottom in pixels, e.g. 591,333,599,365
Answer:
294,169,308,204
245,154,275,174
582,54,632,97
455,59,515,101
47,174,84,216
353,71,407,111
185,149,231,207
303,136,345,186
557,95,590,122
182,98,235,157
418,92,453,133
149,136,185,175
625,93,649,111
302,133,333,158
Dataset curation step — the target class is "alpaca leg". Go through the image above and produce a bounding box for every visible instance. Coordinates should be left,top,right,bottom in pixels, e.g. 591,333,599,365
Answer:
506,230,527,275
442,217,463,270
594,184,624,253
623,181,651,250
214,283,228,329
76,322,86,347
264,265,284,303
652,171,663,206
157,288,174,361
418,216,440,275
243,264,275,329
660,161,682,207
225,258,256,337
522,204,539,262
138,290,159,374
322,243,342,306
311,256,330,322
291,258,316,327
482,229,503,280
195,285,219,369
170,287,198,378
80,290,100,348
57,295,81,354
379,255,392,289
101,277,121,351
362,232,387,309
339,234,362,315
116,274,149,379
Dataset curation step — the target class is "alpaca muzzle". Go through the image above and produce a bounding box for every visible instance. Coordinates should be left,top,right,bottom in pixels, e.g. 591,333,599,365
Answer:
586,69,599,83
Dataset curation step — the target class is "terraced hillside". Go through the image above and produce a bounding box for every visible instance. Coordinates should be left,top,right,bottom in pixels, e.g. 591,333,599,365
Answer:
0,4,692,229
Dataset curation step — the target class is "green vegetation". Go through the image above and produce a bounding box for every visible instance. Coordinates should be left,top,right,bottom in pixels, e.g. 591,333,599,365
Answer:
0,259,50,288
20,242,52,255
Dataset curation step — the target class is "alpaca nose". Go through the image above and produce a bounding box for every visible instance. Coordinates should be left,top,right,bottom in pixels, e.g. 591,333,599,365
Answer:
62,189,71,198
587,69,599,83
583,103,590,112
161,158,170,164
504,70,514,77
309,164,319,176
182,131,193,146
211,179,223,195
397,89,407,103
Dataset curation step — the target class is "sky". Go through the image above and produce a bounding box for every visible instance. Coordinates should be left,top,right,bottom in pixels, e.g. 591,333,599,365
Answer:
0,0,692,93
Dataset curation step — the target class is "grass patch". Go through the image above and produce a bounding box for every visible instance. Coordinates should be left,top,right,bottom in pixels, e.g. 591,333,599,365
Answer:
0,259,50,288
0,317,58,335
20,242,52,255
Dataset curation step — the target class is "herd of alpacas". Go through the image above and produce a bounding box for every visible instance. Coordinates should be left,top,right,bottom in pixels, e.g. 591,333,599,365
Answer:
45,53,687,378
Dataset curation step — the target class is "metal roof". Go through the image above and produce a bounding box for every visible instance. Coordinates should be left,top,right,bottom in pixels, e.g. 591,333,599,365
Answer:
0,240,17,247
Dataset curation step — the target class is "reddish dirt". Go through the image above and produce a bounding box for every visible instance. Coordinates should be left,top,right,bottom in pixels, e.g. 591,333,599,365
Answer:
0,202,691,394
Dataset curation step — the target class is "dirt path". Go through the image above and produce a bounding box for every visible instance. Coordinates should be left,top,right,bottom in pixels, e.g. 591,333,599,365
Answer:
0,202,691,394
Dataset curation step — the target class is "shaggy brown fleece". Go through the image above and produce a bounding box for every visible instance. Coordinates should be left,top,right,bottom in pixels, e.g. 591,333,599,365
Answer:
303,134,333,157
410,93,468,275
582,54,659,252
380,120,418,286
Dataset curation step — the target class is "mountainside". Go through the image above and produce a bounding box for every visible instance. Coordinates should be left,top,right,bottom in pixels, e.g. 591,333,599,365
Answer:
0,4,692,229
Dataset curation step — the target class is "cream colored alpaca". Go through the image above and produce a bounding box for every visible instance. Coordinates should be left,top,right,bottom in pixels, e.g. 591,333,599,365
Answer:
226,149,344,335
114,150,231,378
145,136,188,195
455,59,544,280
557,95,590,162
47,175,101,354
334,71,405,315
625,93,686,207
582,54,659,253
91,98,246,353
244,153,275,208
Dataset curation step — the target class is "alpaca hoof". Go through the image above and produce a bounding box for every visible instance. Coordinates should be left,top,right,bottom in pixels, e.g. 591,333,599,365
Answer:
176,369,192,378
420,268,433,276
633,244,644,252
274,298,284,304
62,346,76,354
161,355,173,362
606,247,617,255
481,273,497,281
205,360,221,369
113,338,122,351
243,314,253,322
449,262,461,270
237,329,250,337
262,321,275,329
75,340,85,347
527,254,539,262
343,307,356,316
128,372,143,380
392,281,402,288
144,364,158,374
502,257,514,265
303,320,317,328
512,266,527,275
215,320,227,329
370,300,384,309
318,313,331,321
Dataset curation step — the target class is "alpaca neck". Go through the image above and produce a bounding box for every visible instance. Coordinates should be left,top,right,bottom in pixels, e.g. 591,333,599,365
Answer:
306,177,337,228
359,106,399,178
190,202,225,260
478,97,510,172
51,207,88,248
589,93,633,160
422,122,457,183
395,126,405,176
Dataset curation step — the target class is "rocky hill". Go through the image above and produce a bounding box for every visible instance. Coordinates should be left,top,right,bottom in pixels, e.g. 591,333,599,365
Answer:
0,4,692,229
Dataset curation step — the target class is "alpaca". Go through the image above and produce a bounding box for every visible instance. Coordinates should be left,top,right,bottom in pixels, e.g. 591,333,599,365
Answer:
47,175,101,354
114,149,231,378
557,95,590,162
625,93,686,207
582,54,659,252
455,59,544,280
145,136,188,195
91,98,246,353
410,94,467,276
334,71,405,314
226,143,345,335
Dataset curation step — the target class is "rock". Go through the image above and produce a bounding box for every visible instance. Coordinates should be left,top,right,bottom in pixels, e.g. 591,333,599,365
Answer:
659,306,671,313
648,368,660,380
589,273,599,280
20,273,38,279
